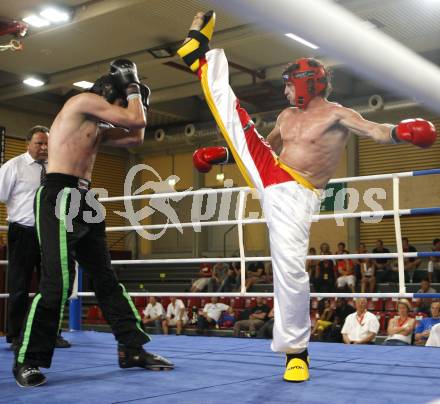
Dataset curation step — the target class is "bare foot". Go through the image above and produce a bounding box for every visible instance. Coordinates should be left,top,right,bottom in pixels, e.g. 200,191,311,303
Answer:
182,11,206,45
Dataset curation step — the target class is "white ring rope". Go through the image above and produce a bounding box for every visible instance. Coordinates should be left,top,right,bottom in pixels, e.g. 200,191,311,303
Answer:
0,206,435,234
108,252,437,265
104,209,433,232
98,170,433,203
1,252,438,267
0,292,435,299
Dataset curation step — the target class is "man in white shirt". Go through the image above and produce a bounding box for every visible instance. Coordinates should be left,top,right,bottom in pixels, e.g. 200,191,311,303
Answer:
0,127,71,350
142,296,165,332
426,323,440,347
341,298,380,344
196,297,232,334
163,297,188,335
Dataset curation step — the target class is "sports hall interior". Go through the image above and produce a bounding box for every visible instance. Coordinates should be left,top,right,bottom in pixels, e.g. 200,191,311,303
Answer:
0,0,439,346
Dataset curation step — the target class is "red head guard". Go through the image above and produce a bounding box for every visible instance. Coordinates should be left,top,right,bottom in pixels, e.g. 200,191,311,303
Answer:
0,19,28,38
282,58,328,109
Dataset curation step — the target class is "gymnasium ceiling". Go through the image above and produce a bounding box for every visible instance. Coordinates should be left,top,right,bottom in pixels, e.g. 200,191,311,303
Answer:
1,0,440,146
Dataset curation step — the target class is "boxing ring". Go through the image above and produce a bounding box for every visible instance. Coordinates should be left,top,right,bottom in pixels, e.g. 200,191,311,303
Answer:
1,0,440,399
1,168,440,403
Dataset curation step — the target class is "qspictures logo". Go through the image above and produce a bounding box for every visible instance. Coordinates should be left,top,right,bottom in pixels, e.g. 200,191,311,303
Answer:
54,163,387,238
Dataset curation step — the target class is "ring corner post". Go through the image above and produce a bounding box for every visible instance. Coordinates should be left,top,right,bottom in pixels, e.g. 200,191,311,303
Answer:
69,265,83,331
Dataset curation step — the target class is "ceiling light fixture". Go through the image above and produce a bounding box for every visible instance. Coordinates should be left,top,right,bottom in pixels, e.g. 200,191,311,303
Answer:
73,81,94,89
23,77,45,87
285,33,319,50
40,7,70,23
22,15,50,28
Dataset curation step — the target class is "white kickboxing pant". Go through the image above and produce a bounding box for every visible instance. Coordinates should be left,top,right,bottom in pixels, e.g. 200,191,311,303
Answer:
200,49,322,353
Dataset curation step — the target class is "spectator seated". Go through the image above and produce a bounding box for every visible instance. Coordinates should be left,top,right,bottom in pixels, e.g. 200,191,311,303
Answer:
233,297,270,337
196,297,232,335
341,298,380,344
163,297,189,335
142,296,165,333
414,301,440,346
383,299,415,345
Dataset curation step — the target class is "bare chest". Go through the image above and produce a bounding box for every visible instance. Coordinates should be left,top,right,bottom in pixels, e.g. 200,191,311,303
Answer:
280,109,346,145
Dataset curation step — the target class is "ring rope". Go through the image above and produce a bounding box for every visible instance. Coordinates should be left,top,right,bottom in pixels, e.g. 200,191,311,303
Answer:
1,292,440,299
97,168,440,203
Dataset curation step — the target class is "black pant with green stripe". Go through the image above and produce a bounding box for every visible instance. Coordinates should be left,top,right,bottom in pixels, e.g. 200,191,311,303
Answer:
16,173,150,368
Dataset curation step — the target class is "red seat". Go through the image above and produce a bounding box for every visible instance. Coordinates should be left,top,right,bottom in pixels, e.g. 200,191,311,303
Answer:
200,297,210,308
229,297,244,309
87,305,106,324
384,299,397,311
219,297,230,306
410,299,419,310
97,307,106,324
265,297,274,309
133,297,147,308
186,297,201,309
243,298,252,308
160,297,171,309
367,298,383,311
86,305,100,324
245,297,257,308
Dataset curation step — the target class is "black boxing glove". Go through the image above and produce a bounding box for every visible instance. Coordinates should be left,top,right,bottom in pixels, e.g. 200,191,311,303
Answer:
109,59,140,93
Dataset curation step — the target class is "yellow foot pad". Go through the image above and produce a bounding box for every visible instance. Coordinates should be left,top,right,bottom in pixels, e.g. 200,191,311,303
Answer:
177,10,216,72
283,350,310,383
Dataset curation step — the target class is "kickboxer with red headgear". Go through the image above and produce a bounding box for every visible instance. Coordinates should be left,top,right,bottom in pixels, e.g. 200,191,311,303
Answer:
180,10,437,383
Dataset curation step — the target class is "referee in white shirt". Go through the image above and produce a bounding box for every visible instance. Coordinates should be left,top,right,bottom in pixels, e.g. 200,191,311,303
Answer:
0,126,69,349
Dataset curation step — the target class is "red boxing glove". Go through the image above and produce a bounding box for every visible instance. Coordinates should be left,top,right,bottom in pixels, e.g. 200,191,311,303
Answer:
193,147,231,173
391,118,437,148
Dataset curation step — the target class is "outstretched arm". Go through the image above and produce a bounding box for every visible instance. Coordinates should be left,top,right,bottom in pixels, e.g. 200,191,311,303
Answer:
338,107,437,148
338,107,396,144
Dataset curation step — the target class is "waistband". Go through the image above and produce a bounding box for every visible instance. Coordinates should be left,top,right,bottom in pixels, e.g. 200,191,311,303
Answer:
276,159,319,194
43,173,91,190
10,222,35,230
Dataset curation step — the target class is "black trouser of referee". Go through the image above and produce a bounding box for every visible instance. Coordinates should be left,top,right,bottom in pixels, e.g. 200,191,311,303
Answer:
6,222,41,343
15,173,150,368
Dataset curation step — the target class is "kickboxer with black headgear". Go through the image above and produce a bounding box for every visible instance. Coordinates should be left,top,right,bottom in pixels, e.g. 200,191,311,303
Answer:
12,59,173,388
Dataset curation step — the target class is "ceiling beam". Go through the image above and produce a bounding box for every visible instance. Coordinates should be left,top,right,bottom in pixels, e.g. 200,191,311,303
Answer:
0,23,271,102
